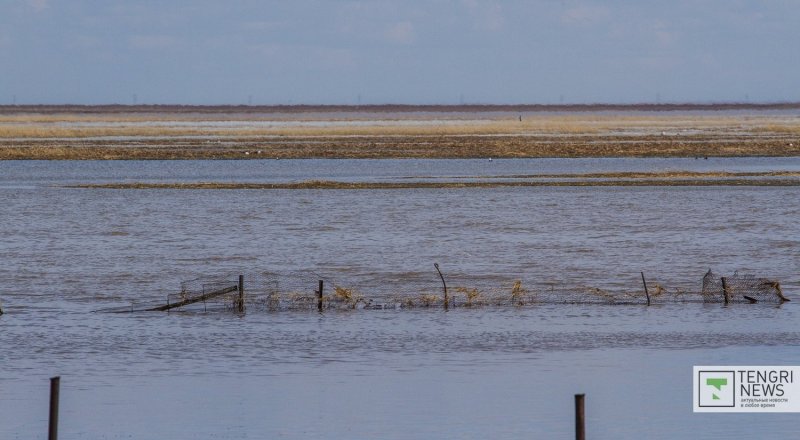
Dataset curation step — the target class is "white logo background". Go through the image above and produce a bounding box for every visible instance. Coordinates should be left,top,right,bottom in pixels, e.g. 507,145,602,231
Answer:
694,366,800,412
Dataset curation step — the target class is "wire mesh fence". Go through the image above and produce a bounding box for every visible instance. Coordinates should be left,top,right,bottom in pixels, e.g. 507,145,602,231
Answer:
119,267,789,313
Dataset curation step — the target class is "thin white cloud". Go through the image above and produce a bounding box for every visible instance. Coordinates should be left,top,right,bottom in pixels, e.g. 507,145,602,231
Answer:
68,35,103,50
27,0,48,12
250,43,356,70
129,35,181,50
241,21,285,32
561,5,611,26
649,21,678,48
638,55,682,70
462,0,505,31
654,30,677,47
385,21,415,44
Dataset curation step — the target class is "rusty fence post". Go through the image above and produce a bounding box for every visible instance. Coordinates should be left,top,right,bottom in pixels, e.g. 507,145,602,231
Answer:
49,376,60,440
238,274,245,313
575,393,585,440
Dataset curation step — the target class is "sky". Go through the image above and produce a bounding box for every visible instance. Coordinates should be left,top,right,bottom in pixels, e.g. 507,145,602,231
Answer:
1,0,799,105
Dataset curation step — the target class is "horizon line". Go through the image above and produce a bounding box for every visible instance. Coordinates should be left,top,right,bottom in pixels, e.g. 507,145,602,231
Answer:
2,102,800,113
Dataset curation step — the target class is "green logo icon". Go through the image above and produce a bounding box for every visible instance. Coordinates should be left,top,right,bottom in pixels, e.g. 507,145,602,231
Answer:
706,378,728,400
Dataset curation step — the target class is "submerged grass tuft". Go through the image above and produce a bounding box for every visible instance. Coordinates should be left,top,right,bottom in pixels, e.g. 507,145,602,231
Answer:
333,286,364,309
456,287,482,307
511,280,527,305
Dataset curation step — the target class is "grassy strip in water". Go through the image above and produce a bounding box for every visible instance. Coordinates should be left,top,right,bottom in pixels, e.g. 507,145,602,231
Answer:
404,171,800,180
3,134,800,159
68,178,800,190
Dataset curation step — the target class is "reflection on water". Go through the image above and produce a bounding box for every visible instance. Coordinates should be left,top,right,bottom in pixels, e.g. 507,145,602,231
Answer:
1,158,799,439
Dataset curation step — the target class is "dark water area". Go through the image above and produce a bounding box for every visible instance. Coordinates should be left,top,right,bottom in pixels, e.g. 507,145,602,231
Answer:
1,158,799,439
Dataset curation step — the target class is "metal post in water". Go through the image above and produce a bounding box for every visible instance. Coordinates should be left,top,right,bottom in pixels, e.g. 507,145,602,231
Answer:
238,274,245,313
434,263,448,310
317,280,324,312
49,376,60,440
721,277,730,304
575,393,585,440
641,272,651,306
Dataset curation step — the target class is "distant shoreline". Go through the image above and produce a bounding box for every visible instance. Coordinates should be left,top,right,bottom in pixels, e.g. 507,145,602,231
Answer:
2,102,800,115
2,106,798,159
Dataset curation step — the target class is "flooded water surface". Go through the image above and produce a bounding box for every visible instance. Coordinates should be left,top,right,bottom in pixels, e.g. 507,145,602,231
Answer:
1,158,799,439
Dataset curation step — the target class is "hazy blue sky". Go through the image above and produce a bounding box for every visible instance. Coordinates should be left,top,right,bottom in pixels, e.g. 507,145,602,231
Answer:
2,0,798,104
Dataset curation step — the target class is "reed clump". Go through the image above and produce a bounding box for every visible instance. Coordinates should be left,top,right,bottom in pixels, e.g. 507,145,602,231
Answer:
651,284,665,297
418,294,441,307
333,286,363,309
456,287,482,307
511,280,528,305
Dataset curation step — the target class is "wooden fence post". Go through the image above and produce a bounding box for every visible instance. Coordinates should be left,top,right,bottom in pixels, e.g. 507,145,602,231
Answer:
575,393,585,440
49,376,60,440
721,277,730,304
317,280,324,312
238,274,245,313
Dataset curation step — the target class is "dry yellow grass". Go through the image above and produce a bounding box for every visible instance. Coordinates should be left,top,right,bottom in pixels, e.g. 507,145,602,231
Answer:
332,286,363,308
454,287,482,307
751,124,800,134
1,114,795,138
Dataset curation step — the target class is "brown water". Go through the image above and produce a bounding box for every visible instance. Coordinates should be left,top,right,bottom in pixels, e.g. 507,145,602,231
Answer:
1,158,799,439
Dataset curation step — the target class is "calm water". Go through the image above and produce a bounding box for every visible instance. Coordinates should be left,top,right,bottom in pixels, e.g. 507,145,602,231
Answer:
1,159,799,439
4,156,800,186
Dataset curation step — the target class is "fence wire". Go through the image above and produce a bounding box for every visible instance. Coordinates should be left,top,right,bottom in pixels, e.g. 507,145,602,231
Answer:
132,268,790,313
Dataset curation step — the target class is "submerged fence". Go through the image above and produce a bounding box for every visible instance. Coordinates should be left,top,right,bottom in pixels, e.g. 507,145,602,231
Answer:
114,267,789,313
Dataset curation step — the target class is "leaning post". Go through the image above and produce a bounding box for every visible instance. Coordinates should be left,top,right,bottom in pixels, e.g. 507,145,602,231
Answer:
434,263,448,310
641,272,651,306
